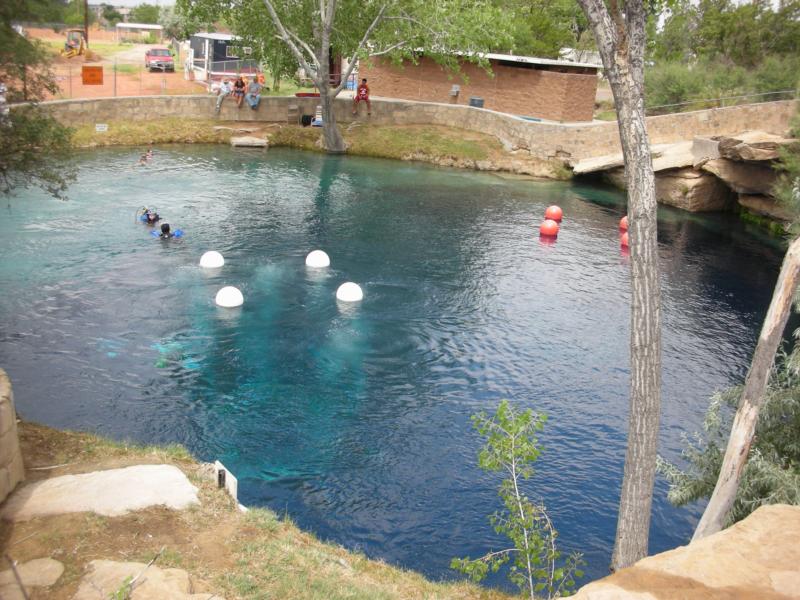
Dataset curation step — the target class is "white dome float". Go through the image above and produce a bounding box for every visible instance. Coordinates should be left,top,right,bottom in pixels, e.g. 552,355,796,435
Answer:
200,251,225,269
336,282,363,303
305,250,330,268
215,286,243,308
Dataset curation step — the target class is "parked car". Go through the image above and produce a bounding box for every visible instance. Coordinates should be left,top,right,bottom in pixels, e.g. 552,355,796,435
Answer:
145,48,174,72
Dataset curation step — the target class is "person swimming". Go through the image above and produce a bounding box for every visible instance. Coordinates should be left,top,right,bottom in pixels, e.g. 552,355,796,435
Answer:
155,222,184,239
144,208,160,224
138,207,160,224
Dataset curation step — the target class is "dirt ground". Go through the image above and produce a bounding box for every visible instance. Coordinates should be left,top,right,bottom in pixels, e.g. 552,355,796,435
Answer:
49,65,204,99
0,423,509,600
27,25,205,100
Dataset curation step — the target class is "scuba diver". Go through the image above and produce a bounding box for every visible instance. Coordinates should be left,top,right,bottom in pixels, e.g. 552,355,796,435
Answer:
137,207,160,225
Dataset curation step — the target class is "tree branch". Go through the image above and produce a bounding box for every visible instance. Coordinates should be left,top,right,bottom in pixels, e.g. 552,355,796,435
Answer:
475,547,518,562
287,29,320,69
261,0,318,79
334,4,388,95
367,40,409,58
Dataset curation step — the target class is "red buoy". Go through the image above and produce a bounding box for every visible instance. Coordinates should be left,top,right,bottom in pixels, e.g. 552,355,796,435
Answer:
540,219,560,237
620,232,629,247
619,216,629,231
545,205,563,222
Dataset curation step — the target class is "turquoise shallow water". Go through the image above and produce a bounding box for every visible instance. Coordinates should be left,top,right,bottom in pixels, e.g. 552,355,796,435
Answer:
0,146,785,586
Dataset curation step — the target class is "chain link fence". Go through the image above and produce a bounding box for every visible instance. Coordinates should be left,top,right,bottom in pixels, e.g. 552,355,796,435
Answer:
51,61,209,99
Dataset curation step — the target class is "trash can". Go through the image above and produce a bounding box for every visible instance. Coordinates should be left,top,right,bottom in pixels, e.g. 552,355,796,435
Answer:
469,97,484,108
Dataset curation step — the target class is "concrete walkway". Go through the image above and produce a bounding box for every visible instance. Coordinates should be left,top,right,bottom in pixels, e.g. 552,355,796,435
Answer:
1,464,199,521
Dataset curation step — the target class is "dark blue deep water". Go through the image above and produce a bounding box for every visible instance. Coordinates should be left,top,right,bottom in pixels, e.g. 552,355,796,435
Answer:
0,146,785,587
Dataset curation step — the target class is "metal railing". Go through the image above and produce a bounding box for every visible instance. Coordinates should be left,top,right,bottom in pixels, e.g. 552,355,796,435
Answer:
645,89,797,115
207,59,260,75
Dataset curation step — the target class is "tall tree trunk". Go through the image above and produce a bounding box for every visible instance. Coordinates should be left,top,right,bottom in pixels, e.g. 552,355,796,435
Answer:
317,0,345,154
577,0,662,571
319,82,345,153
693,236,800,540
610,79,662,570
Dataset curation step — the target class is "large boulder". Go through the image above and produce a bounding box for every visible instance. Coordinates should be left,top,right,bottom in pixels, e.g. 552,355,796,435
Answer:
717,130,796,162
738,194,794,222
701,158,777,195
73,560,222,600
573,504,800,599
655,167,733,212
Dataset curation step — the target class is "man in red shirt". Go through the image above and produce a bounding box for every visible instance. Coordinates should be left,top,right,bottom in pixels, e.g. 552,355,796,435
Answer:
352,78,371,115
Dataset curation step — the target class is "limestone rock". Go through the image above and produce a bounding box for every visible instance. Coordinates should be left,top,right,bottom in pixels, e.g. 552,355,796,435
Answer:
0,558,64,600
651,141,694,172
655,167,733,212
717,130,796,162
701,158,776,195
573,504,800,599
0,558,64,587
602,167,627,190
1,464,199,522
692,136,721,164
738,194,794,222
72,560,223,600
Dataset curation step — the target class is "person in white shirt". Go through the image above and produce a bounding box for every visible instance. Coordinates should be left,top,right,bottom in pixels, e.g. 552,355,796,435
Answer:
215,79,232,113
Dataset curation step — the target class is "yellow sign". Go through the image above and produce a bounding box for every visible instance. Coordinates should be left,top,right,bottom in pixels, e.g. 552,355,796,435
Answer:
82,66,103,86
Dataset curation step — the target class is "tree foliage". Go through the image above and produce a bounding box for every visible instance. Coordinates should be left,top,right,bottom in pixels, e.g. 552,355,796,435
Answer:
62,0,95,27
658,349,800,526
646,1,800,112
158,4,212,42
652,0,800,66
494,0,589,59
130,3,160,24
774,108,800,227
451,400,584,600
0,0,75,198
101,3,124,26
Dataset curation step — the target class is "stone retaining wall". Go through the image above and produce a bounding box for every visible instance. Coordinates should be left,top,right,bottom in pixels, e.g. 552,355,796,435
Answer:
0,369,24,503
40,95,796,164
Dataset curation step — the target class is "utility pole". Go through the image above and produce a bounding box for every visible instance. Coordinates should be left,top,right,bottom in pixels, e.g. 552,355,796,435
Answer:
83,0,89,47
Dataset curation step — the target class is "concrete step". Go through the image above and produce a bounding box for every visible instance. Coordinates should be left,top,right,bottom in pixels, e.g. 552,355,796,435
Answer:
230,136,268,148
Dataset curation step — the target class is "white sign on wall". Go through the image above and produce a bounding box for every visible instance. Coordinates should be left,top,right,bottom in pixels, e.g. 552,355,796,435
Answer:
95,123,108,133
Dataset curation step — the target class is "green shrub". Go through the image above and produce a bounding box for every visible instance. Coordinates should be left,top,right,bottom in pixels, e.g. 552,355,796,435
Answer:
645,62,705,112
658,350,800,526
753,55,800,95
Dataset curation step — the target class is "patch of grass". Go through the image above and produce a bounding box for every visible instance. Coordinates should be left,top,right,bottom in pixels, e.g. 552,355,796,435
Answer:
345,125,495,162
112,63,140,75
267,124,501,164
19,420,195,467
71,118,232,147
269,125,323,152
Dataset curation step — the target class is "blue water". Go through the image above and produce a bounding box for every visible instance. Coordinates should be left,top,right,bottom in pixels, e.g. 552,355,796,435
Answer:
0,146,785,587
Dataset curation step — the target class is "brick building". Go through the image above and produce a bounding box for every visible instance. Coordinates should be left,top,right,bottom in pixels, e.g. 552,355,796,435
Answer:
359,53,600,122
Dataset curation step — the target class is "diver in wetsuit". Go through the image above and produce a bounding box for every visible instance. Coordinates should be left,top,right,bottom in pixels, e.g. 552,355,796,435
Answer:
144,209,160,224
159,223,174,238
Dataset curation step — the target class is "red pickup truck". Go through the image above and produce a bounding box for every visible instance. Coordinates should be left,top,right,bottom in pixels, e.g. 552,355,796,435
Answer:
145,48,174,72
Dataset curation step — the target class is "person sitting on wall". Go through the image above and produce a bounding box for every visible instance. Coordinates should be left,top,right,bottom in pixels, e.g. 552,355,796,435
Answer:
215,78,232,113
245,76,263,111
352,78,371,116
233,75,246,108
